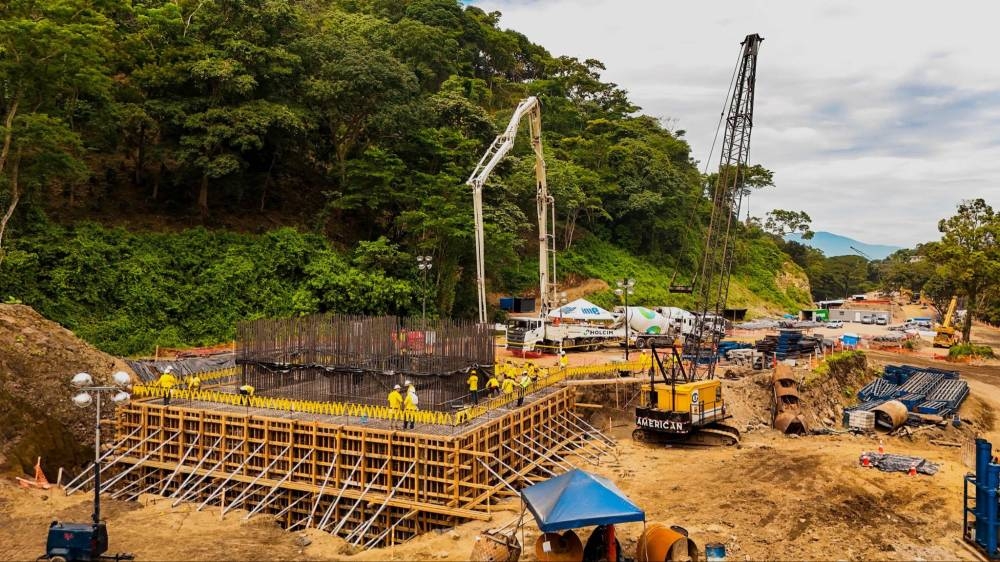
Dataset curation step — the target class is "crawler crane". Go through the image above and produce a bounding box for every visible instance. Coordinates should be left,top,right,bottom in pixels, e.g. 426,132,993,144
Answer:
633,33,764,446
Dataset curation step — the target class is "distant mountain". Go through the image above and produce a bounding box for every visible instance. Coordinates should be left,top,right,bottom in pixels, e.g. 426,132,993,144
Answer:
784,231,902,259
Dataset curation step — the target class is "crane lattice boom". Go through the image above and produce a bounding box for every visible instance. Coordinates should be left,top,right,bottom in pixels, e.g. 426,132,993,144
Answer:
686,33,764,380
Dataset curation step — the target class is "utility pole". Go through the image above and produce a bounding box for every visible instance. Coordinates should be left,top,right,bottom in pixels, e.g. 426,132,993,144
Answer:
615,279,636,360
416,256,433,332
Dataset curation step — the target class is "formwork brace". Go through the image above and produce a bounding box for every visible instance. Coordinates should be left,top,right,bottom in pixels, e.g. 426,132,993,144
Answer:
245,449,314,520
276,493,312,521
364,509,418,549
319,455,364,531
221,444,291,516
557,415,614,461
330,457,391,536
65,427,156,495
569,412,618,448
559,413,612,452
503,443,557,477
476,458,519,496
545,417,602,465
110,477,143,500
127,469,177,502
305,452,338,527
197,441,266,511
516,434,572,471
100,431,181,494
160,434,202,496
173,437,247,506
346,461,416,545
63,426,142,493
169,436,224,499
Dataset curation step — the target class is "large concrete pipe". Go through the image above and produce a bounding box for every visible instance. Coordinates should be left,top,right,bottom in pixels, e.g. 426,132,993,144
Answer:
872,400,909,432
637,522,700,562
774,411,807,434
534,531,583,562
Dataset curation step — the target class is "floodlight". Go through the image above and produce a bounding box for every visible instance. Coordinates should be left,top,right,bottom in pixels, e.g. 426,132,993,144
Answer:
112,371,132,388
72,392,93,408
111,391,131,405
72,372,94,388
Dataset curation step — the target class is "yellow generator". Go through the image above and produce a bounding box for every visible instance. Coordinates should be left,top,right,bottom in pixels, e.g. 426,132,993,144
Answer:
632,346,740,446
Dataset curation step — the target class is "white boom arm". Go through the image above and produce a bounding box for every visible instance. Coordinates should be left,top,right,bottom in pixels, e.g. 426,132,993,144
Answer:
466,96,555,324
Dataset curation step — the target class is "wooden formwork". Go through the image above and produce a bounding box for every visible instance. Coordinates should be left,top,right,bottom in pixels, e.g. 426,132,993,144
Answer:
85,387,613,548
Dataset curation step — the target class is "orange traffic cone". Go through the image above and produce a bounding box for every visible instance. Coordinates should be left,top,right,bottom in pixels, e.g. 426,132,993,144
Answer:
877,440,885,454
908,464,917,477
861,455,871,467
34,457,51,489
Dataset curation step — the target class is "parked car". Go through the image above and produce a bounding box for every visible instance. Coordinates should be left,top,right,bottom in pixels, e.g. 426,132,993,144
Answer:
875,315,888,326
825,321,844,329
861,314,874,325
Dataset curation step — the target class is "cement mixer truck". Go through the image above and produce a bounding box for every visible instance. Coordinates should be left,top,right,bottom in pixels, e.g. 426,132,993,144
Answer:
615,307,681,349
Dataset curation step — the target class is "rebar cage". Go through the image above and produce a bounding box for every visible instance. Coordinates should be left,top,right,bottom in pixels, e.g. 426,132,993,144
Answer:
236,314,495,411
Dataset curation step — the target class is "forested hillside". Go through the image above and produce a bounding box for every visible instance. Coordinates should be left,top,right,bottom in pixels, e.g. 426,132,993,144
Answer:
0,0,811,354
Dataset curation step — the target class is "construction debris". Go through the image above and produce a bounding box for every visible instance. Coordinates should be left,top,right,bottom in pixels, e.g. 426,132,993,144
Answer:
859,452,939,475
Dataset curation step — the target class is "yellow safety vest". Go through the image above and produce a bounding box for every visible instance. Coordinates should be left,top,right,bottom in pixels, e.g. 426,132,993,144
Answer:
501,378,515,395
388,390,403,409
467,373,479,391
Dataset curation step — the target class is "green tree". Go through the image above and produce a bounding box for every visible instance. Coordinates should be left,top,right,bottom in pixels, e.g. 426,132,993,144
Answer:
0,0,116,266
924,199,1000,342
764,209,814,239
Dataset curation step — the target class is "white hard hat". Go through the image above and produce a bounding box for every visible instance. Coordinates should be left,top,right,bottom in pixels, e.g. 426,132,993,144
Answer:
405,380,412,386
560,350,566,355
393,384,401,390
165,366,173,373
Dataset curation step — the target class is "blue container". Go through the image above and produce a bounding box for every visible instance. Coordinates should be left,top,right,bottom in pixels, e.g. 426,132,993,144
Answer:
705,542,726,561
499,297,515,311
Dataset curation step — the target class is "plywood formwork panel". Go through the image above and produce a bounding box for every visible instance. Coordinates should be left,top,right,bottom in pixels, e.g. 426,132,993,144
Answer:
100,386,608,547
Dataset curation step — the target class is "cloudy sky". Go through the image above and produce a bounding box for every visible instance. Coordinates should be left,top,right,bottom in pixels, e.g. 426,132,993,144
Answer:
472,0,1000,247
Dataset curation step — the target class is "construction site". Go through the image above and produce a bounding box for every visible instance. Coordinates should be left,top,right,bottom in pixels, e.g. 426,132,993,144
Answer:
3,25,1000,562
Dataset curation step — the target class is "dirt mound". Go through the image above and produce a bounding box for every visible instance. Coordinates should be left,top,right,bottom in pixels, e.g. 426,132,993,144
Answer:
797,351,878,429
0,304,133,477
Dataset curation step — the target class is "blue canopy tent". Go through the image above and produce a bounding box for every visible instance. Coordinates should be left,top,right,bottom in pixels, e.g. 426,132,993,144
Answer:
520,469,645,532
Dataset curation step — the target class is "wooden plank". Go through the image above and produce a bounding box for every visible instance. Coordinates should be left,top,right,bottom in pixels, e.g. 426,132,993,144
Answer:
113,456,491,521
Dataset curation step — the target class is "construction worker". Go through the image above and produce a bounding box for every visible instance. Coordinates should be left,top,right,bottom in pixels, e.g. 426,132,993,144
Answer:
486,374,500,397
501,374,515,397
388,384,404,429
404,380,418,429
517,371,531,407
239,384,255,406
157,366,177,405
559,350,569,370
467,368,480,405
188,374,202,393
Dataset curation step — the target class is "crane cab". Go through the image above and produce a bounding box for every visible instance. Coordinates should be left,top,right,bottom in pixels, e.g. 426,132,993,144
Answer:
636,379,727,434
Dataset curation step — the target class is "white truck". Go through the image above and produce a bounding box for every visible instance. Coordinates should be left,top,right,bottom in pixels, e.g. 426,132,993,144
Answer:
506,317,623,353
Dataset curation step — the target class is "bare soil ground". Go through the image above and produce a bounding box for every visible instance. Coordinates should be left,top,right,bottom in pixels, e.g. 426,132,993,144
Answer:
0,305,134,478
2,310,999,561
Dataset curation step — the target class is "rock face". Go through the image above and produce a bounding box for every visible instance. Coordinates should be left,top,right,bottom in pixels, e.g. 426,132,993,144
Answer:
0,304,134,477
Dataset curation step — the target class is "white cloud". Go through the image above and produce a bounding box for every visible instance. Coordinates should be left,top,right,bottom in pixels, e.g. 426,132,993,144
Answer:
474,0,1000,247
